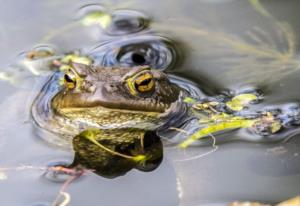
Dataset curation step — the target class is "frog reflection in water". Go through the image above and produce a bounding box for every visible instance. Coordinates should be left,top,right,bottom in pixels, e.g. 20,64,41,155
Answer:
32,63,188,178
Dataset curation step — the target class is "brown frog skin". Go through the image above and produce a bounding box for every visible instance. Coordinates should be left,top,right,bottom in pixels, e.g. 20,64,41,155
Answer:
51,63,184,131
31,63,188,178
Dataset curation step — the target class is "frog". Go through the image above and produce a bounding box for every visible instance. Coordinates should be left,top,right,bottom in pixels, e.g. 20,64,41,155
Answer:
31,63,189,178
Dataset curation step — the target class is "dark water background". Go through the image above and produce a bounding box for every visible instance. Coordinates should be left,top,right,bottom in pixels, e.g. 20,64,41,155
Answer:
0,0,299,205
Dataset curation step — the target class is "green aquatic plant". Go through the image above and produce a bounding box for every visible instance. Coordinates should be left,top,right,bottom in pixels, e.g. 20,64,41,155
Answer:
152,0,300,84
81,10,112,28
180,94,282,148
179,118,256,148
226,93,258,111
60,53,93,66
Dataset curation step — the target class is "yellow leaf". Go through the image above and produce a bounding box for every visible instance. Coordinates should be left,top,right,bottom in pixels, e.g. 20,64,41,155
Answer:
277,196,300,206
132,155,147,163
183,97,197,103
179,119,255,148
271,120,281,133
81,11,112,28
226,93,258,111
61,54,92,66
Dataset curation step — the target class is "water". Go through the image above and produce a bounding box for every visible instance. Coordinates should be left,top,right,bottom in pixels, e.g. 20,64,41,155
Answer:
0,0,300,205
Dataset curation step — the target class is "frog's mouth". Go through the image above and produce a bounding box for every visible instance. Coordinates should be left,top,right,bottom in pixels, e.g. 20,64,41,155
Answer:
51,104,181,132
51,93,170,114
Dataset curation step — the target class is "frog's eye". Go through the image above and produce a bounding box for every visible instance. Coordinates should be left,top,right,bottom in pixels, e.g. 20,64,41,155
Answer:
64,69,78,89
133,72,155,93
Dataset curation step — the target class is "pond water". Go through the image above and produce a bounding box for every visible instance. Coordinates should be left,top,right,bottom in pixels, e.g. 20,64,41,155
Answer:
0,0,300,205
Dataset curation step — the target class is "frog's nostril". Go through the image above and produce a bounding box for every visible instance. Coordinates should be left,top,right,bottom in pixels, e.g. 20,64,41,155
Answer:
131,53,146,65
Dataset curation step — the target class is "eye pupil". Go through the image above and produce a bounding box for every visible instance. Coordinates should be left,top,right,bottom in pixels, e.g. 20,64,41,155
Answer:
63,71,77,89
138,78,151,86
134,74,155,93
127,71,155,95
64,74,74,83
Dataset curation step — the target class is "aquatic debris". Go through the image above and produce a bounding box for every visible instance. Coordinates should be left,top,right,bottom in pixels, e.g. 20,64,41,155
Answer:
21,46,60,76
81,10,112,28
266,146,287,155
174,133,219,162
229,195,300,206
229,201,270,206
0,48,94,87
277,196,300,206
54,192,71,206
50,166,84,206
183,97,197,104
0,71,18,85
60,54,93,66
179,117,255,148
0,46,60,85
0,165,85,205
226,93,258,111
26,49,54,60
251,112,282,136
78,5,150,35
0,172,7,180
179,93,286,148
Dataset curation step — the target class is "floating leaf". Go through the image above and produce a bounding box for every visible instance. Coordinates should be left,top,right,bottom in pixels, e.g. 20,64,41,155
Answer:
193,101,219,111
52,192,71,206
229,195,300,206
0,172,7,180
277,196,300,206
0,72,15,84
226,93,258,111
26,49,54,60
61,54,92,66
81,11,112,28
252,113,282,135
183,97,197,103
179,119,255,148
271,120,281,133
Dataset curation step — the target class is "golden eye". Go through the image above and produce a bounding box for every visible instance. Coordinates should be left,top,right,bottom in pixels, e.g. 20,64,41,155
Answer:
64,69,77,89
134,72,155,93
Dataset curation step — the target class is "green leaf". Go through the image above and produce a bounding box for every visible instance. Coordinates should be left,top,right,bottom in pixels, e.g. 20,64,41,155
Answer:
226,93,258,111
61,54,92,66
81,11,112,28
183,97,197,103
179,118,255,148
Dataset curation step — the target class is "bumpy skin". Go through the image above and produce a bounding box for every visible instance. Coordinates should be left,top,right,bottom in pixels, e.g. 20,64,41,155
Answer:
51,64,183,130
32,63,186,177
52,64,181,112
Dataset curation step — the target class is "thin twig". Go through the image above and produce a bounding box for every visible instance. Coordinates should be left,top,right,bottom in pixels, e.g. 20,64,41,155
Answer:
173,133,218,162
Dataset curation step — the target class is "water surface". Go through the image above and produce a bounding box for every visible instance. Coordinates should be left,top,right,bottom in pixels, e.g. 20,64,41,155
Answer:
0,0,300,205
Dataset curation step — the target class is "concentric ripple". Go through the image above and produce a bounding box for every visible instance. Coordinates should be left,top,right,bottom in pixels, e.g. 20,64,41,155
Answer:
88,35,178,70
